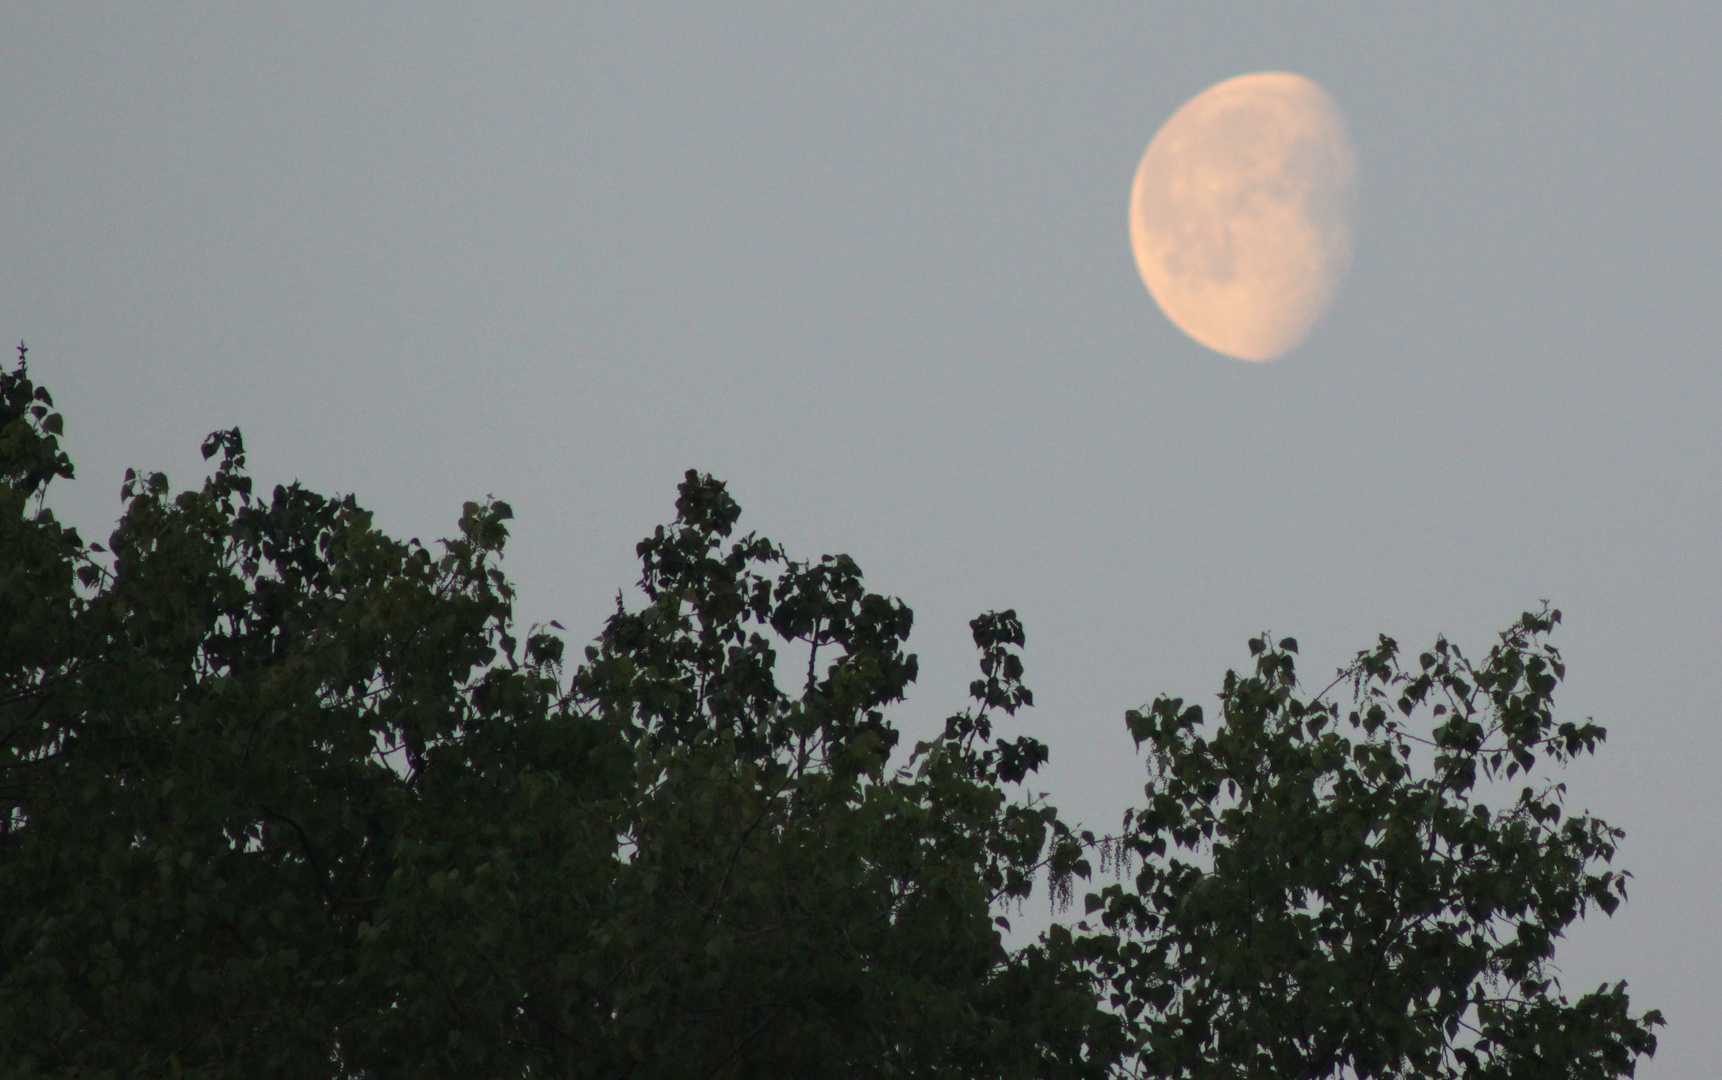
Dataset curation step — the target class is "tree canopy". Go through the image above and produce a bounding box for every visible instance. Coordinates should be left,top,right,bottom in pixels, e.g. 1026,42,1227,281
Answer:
0,352,1659,1078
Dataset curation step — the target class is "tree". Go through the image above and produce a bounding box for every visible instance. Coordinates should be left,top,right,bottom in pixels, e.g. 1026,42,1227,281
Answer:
0,352,1114,1078
0,352,1658,1078
1083,619,1663,1079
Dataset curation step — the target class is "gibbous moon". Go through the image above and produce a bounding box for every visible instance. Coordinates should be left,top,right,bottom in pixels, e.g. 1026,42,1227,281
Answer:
1130,72,1357,362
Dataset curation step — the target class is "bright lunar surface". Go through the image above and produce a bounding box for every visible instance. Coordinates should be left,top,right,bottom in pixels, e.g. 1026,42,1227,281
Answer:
1130,72,1357,361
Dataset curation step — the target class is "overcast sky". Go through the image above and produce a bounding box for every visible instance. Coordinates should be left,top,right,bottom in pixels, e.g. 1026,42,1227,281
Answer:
3,6,1716,1071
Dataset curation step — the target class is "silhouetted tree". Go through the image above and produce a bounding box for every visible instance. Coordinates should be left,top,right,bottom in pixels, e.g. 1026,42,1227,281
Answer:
0,352,1657,1078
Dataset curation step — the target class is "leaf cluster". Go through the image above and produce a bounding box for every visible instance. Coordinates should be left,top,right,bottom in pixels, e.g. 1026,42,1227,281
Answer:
1082,622,1661,1078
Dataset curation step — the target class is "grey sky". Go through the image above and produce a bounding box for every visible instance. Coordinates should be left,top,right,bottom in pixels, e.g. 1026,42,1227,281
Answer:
3,6,1716,1072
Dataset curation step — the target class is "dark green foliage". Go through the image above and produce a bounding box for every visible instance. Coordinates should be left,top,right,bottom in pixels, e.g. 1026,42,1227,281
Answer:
0,357,1111,1078
1085,619,1663,1078
0,354,1656,1078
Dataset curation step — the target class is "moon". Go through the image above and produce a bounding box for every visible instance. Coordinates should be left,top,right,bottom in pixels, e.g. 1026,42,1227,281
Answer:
1129,72,1357,362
